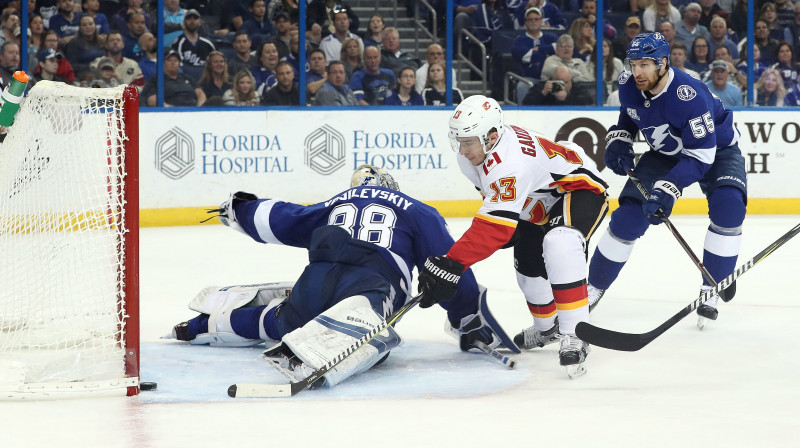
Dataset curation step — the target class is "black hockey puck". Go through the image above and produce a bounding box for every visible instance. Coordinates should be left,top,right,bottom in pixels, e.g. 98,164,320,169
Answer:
140,381,158,391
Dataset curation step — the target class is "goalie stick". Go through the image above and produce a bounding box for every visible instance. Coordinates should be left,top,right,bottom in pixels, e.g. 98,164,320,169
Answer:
228,294,422,398
575,221,800,352
627,171,719,292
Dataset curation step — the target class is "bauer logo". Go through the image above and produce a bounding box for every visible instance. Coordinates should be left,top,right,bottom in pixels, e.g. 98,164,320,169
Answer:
155,127,195,179
304,124,346,175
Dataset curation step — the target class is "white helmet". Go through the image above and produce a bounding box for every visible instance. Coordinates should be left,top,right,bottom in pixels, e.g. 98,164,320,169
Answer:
448,95,505,154
350,164,400,191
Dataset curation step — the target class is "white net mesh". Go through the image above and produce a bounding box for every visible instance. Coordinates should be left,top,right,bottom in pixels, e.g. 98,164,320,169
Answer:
0,81,137,398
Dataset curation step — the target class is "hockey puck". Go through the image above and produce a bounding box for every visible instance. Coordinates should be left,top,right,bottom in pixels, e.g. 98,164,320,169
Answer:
140,381,158,391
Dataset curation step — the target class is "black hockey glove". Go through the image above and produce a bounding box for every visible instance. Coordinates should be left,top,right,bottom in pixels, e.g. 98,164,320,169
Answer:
604,127,635,176
418,256,465,308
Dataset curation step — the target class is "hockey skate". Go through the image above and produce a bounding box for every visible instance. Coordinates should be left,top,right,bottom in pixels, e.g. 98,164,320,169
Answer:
262,343,323,389
559,334,590,379
166,321,192,341
696,286,720,330
513,318,560,349
588,285,606,312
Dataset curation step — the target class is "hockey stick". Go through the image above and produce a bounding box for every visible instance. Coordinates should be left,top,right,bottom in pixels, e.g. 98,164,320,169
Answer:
473,341,517,369
627,171,718,289
228,294,422,398
576,221,800,352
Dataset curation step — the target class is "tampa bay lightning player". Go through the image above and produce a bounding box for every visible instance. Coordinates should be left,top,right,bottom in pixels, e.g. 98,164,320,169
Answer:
168,165,518,388
587,33,747,327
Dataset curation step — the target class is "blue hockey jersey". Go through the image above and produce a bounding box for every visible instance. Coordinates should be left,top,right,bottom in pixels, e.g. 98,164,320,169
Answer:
231,186,481,323
615,68,740,189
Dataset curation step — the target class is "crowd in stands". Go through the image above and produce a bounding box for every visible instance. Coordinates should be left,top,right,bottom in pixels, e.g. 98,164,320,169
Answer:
0,0,798,107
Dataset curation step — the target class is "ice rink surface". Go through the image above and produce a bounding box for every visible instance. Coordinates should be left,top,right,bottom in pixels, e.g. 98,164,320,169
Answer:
3,215,799,448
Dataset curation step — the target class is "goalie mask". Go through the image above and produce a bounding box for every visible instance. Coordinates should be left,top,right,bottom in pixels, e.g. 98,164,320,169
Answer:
350,164,400,191
448,95,505,155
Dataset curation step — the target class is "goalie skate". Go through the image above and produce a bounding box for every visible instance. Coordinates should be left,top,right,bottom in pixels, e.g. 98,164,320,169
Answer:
559,334,590,379
696,286,720,330
262,343,323,389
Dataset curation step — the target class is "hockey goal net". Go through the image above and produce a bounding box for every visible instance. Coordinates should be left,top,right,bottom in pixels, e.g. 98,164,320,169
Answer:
0,81,139,399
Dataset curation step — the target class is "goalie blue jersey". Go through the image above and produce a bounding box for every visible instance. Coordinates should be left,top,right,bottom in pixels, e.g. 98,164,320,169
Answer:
616,68,740,188
231,186,481,322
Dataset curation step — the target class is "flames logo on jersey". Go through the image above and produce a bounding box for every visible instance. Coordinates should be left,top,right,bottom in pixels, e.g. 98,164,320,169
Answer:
676,85,697,101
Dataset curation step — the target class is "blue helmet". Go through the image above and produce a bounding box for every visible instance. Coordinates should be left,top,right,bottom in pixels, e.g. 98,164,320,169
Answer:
626,32,671,66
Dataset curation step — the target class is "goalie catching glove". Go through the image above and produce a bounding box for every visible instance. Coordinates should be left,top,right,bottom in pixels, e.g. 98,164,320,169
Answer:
206,191,258,233
418,256,465,308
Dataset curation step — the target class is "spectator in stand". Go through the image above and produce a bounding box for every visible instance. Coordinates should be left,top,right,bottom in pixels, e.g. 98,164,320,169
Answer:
89,30,145,89
567,17,595,61
122,12,147,60
64,15,106,82
28,15,46,56
223,69,260,106
29,48,67,88
261,60,299,105
171,10,217,80
522,64,592,105
379,27,419,75
307,1,359,36
0,10,19,46
137,32,156,81
761,2,793,44
613,16,641,60
708,16,738,60
511,7,557,101
82,0,109,38
775,0,796,30
0,41,18,89
350,45,395,105
755,19,780,66
670,41,700,79
454,0,481,43
754,67,786,106
163,0,186,47
698,0,723,29
340,37,362,82
305,48,327,100
422,61,463,105
791,2,800,54
674,3,709,48
269,11,293,59
541,34,591,82
579,0,597,26
782,82,800,106
711,45,744,88
267,0,299,26
737,44,765,88
362,14,384,49
111,0,152,35
35,30,76,85
320,8,363,64
228,31,258,77
512,0,566,31
705,59,742,107
283,30,301,73
770,41,799,90
50,0,83,46
88,57,120,88
241,0,275,47
659,21,677,47
643,0,681,33
198,51,232,100
472,0,511,47
416,43,457,93
314,61,358,105
306,22,323,52
142,50,206,107
687,35,712,74
384,66,424,106
581,38,623,100
251,41,280,96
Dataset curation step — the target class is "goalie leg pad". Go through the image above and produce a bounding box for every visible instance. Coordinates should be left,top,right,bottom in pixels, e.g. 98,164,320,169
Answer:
280,295,402,387
188,282,293,347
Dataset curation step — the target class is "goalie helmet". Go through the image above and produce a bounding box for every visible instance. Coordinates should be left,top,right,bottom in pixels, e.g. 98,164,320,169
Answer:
448,94,505,154
626,32,670,67
350,164,400,191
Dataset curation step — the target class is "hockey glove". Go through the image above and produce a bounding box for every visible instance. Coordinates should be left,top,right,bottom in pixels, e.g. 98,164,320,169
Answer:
418,256,465,308
604,127,635,176
453,313,500,352
210,191,258,233
642,180,681,225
